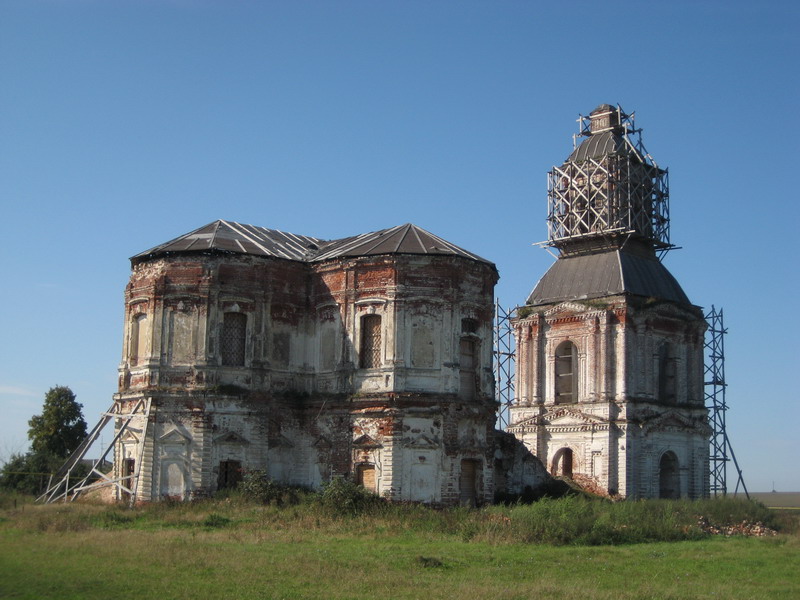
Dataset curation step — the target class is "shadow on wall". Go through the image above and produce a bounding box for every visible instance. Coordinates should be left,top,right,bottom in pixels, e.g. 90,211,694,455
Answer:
493,431,590,503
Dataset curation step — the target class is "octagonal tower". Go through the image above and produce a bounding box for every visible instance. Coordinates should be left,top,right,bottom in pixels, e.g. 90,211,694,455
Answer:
508,105,710,499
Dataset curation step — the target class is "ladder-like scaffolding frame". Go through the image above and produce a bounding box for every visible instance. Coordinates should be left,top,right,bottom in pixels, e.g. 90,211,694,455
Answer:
546,105,673,258
704,306,748,497
38,398,151,506
494,301,516,430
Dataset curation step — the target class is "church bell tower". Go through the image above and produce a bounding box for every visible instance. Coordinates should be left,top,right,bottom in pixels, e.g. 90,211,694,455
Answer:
508,105,710,499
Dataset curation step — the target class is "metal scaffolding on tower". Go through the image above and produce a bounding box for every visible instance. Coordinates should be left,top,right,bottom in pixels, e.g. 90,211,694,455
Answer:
705,306,748,497
546,105,674,259
494,301,516,430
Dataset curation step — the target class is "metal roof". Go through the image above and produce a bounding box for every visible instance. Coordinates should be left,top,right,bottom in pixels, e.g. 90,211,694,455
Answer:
527,249,690,306
132,220,324,263
132,220,494,266
314,223,491,263
568,130,645,163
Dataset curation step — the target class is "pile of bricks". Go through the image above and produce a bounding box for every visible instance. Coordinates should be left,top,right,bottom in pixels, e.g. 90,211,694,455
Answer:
696,516,777,537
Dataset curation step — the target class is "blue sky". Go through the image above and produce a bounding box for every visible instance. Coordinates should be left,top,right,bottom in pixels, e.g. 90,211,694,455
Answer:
1,1,797,492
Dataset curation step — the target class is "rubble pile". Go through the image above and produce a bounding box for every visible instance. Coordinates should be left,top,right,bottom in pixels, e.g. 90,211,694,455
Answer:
696,516,777,537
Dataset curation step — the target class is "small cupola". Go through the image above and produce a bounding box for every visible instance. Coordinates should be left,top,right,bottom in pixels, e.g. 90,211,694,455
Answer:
588,104,622,134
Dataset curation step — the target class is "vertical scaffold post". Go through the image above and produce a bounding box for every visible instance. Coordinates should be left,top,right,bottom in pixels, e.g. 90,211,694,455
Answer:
704,306,748,498
494,301,516,430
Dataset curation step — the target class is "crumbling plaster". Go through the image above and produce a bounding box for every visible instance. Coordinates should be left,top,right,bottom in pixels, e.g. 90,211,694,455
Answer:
114,247,525,504
509,298,710,498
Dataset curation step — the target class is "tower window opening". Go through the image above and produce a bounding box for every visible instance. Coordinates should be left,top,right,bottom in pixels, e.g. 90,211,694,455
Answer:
658,343,677,403
554,341,578,403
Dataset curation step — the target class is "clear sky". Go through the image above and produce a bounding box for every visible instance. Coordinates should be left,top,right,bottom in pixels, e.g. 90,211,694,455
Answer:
1,1,797,493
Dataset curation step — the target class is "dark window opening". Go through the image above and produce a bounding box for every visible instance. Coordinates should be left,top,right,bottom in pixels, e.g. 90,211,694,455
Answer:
122,458,136,499
659,452,680,499
460,338,478,399
459,459,480,507
461,318,478,334
360,315,381,369
552,448,573,478
555,341,578,403
221,313,247,366
658,343,677,403
217,460,242,491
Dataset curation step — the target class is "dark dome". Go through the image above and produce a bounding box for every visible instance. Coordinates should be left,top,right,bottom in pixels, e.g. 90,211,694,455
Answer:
527,249,691,306
568,130,632,162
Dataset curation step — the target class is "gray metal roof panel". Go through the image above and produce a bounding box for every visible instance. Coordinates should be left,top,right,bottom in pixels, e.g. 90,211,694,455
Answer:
527,250,690,306
313,223,493,264
132,220,324,262
132,220,494,267
618,251,689,303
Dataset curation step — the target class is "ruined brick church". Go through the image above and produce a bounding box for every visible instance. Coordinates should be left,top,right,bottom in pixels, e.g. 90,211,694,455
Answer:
112,104,709,503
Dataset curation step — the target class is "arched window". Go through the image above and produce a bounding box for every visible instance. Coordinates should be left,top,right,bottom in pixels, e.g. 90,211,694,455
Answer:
360,315,382,369
658,343,677,403
554,341,578,403
221,312,247,366
659,451,680,499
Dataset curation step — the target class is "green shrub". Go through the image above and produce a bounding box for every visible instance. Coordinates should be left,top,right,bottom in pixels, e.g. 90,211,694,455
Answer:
237,470,305,506
318,477,383,515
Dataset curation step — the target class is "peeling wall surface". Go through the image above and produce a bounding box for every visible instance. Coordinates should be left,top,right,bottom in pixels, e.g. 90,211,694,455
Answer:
114,222,506,505
508,297,710,499
111,106,710,504
507,105,710,500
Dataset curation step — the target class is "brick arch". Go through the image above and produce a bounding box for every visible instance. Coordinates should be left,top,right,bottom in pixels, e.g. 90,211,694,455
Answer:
551,446,577,478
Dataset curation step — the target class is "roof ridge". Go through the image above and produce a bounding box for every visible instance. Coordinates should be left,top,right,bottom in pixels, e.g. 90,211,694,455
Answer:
395,223,414,253
132,220,494,267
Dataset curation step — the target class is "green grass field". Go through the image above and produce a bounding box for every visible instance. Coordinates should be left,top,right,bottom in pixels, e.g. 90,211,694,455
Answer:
1,494,798,600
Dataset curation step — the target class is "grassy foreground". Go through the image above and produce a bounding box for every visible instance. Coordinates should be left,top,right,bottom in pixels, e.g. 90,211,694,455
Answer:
1,493,798,600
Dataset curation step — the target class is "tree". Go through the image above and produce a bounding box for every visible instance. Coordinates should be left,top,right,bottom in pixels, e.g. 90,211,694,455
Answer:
0,452,63,495
27,386,87,459
0,386,89,495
